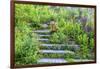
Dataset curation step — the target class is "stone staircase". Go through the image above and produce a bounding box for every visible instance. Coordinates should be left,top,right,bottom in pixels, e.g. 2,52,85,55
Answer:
33,23,94,64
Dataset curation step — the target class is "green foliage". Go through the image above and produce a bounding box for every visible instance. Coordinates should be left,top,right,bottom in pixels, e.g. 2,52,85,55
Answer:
76,33,89,59
89,38,94,51
50,31,66,43
40,53,70,58
15,23,40,65
15,4,41,65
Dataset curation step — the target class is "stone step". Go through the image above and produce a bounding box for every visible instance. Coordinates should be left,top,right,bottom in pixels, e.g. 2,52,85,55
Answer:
40,44,66,50
41,44,65,47
37,38,49,42
41,44,79,47
41,24,49,28
38,34,50,37
34,30,50,33
40,44,80,51
39,50,75,54
38,58,67,63
37,58,94,63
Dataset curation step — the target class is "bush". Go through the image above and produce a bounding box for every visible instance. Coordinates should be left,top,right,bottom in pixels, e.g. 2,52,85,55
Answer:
15,4,41,65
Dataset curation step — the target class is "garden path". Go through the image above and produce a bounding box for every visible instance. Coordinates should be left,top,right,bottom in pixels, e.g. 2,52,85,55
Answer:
34,23,94,63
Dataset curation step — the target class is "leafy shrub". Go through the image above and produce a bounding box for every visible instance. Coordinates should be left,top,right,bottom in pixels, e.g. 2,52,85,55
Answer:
15,4,41,65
